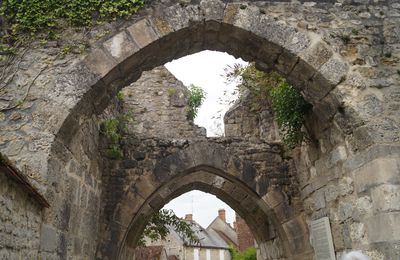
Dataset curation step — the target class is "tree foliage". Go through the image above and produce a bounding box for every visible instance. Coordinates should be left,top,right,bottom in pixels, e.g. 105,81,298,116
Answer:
229,246,257,260
186,84,206,120
225,63,311,149
138,209,199,246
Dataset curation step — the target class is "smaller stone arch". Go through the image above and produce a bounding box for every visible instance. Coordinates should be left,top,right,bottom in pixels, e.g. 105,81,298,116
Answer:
96,140,312,260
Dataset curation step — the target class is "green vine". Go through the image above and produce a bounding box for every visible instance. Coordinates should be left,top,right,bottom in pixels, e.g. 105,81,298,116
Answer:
225,63,311,149
186,84,206,120
0,0,145,48
99,112,133,159
270,81,311,149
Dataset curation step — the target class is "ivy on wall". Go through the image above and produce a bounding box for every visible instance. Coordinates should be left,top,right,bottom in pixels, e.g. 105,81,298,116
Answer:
0,0,145,47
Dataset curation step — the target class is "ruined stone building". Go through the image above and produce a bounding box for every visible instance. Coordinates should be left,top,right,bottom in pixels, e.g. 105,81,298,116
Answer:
0,0,399,259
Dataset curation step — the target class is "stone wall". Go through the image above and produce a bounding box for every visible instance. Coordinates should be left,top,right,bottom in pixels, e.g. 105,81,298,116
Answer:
120,66,206,139
224,64,400,259
0,173,42,259
295,119,400,259
41,115,103,259
224,91,280,143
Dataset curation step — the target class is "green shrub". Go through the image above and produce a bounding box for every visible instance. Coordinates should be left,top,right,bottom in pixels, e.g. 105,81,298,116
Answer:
99,112,134,159
99,118,123,159
229,246,257,260
186,84,206,120
270,81,311,149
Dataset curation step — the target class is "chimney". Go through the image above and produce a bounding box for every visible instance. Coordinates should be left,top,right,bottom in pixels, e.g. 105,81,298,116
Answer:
218,209,226,222
185,214,193,221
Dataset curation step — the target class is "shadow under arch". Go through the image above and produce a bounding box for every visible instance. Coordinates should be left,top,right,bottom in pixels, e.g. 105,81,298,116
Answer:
120,166,291,260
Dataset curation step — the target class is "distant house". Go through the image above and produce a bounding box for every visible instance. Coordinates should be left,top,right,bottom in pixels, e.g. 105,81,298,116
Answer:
145,209,255,260
206,209,238,249
133,246,168,260
146,213,232,260
233,214,255,251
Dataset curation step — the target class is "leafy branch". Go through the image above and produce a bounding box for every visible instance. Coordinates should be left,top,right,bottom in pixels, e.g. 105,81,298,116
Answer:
186,84,206,120
137,209,199,246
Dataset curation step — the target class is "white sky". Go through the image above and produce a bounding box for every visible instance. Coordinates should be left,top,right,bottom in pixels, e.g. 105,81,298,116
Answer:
163,190,235,228
165,50,247,137
163,50,247,227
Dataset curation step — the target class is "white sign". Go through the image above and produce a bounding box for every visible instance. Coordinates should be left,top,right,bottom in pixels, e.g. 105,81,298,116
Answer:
310,217,336,260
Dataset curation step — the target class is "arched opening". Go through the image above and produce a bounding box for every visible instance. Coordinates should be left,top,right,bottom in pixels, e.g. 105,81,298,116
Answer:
46,3,349,260
118,169,288,260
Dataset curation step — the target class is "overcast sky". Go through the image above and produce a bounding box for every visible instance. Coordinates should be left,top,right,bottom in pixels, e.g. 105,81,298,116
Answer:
163,50,247,228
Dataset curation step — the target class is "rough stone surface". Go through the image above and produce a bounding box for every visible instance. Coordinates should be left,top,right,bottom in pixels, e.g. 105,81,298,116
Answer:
0,173,42,259
97,68,306,259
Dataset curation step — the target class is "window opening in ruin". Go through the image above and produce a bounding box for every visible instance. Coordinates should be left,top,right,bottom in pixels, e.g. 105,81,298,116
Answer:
165,50,247,137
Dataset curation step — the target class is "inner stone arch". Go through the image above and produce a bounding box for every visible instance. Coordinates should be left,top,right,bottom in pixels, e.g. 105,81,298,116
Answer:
120,169,287,260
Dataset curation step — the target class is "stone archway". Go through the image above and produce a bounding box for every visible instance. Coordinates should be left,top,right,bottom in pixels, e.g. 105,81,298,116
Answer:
95,139,311,260
1,0,399,259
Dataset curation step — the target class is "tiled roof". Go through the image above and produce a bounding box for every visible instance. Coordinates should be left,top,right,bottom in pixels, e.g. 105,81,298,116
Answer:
0,154,49,208
171,220,231,249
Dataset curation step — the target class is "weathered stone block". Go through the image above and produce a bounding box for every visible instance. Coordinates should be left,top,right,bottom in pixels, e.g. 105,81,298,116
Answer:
274,50,298,76
300,41,333,69
338,176,354,196
338,201,353,222
39,225,57,252
325,184,339,203
327,146,347,168
127,19,159,48
352,158,400,193
84,48,118,78
352,196,373,222
365,212,400,242
200,0,225,21
371,184,400,213
313,189,326,210
103,31,139,62
263,190,285,208
350,222,368,245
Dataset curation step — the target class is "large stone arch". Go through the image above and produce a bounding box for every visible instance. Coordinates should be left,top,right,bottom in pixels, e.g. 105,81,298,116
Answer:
96,140,311,260
46,4,349,258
